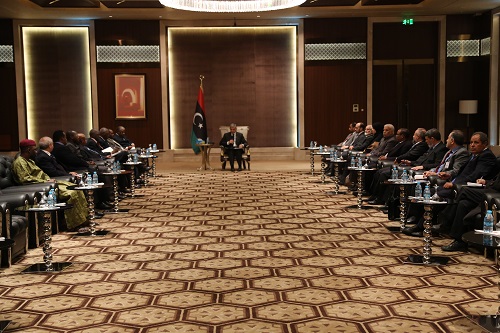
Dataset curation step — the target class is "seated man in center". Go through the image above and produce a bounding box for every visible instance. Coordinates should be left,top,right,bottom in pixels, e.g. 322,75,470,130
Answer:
220,123,248,172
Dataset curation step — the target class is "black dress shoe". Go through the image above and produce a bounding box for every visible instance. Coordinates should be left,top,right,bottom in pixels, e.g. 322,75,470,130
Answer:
402,225,423,236
442,240,468,252
367,199,384,205
120,188,132,194
96,202,113,210
231,168,235,172
237,168,243,172
406,216,417,224
431,224,450,234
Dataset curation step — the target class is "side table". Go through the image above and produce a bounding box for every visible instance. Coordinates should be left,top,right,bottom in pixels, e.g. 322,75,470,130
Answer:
67,184,109,237
101,170,132,214
405,199,449,265
15,205,73,273
346,166,377,210
300,147,319,175
123,161,144,198
463,230,500,332
196,143,214,171
326,158,347,195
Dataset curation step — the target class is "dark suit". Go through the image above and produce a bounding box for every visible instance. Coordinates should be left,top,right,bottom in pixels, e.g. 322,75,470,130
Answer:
351,133,374,152
394,141,430,163
370,135,398,158
52,142,89,172
385,139,413,160
35,150,68,177
220,132,248,170
113,134,133,148
410,142,448,170
437,148,498,198
87,138,106,154
369,141,429,200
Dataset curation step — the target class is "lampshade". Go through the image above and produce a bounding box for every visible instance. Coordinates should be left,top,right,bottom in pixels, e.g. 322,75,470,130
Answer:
459,100,478,115
159,0,307,12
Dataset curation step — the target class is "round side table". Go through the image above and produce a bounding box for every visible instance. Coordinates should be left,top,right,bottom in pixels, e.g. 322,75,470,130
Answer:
462,230,500,332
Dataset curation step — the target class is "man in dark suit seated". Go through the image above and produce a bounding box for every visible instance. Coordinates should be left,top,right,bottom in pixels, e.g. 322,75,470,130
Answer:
403,131,498,237
113,126,135,150
439,171,500,252
366,128,429,205
220,123,248,172
35,137,79,178
52,130,90,173
36,137,112,211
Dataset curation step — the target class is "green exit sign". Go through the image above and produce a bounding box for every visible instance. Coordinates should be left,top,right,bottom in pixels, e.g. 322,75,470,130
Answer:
403,18,414,25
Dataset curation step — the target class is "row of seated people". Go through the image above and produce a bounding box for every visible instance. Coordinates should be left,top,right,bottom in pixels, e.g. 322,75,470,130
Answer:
329,125,500,253
10,126,147,232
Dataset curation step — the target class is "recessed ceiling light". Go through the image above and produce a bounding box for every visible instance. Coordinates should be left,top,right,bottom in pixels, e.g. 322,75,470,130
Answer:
109,15,113,18
48,0,60,4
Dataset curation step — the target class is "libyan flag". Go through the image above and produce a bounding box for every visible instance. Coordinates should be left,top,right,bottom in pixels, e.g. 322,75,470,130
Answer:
190,83,208,154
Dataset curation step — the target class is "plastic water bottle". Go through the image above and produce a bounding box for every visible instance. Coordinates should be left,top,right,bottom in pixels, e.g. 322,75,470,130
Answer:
329,150,334,159
414,182,422,198
92,171,98,184
401,169,408,182
350,156,356,168
310,141,314,148
357,156,362,168
333,150,338,160
423,184,431,201
152,143,157,151
52,189,57,205
133,153,138,163
47,190,54,207
86,172,92,186
391,166,398,180
146,148,151,156
483,210,494,233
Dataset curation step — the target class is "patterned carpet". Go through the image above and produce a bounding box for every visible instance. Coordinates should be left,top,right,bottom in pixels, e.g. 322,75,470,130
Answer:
0,170,497,332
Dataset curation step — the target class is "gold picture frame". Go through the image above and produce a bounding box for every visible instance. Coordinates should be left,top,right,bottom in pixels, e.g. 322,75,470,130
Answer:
115,74,146,119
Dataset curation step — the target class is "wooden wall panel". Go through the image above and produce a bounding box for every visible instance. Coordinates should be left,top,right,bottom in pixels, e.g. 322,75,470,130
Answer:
96,67,163,149
169,27,296,148
304,63,367,146
0,19,18,151
22,27,92,142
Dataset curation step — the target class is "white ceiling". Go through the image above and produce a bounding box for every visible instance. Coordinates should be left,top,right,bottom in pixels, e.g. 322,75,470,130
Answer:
0,0,499,22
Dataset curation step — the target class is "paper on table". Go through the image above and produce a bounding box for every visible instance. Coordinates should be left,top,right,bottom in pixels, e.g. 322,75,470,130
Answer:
414,175,425,180
466,182,484,187
474,230,500,236
102,147,113,153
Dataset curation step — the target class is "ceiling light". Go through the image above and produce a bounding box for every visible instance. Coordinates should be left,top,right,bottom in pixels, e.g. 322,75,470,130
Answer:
48,0,60,4
159,0,306,13
116,0,126,4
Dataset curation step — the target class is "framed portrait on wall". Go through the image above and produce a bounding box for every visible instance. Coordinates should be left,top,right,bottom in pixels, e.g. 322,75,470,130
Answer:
115,74,146,119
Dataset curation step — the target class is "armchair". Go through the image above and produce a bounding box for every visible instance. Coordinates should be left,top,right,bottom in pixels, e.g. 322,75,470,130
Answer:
219,126,251,170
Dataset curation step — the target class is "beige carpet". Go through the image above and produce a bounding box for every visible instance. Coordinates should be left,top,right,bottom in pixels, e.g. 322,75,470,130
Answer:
0,164,497,333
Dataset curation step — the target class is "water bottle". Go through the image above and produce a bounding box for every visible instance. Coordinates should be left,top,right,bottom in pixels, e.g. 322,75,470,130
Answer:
350,156,356,168
391,166,398,180
483,210,494,233
92,171,98,184
333,150,338,160
357,156,363,168
133,153,138,163
401,169,408,182
423,184,431,201
152,143,157,151
86,172,92,186
329,150,334,159
52,189,57,205
310,141,314,148
414,182,422,198
146,148,151,156
47,190,54,207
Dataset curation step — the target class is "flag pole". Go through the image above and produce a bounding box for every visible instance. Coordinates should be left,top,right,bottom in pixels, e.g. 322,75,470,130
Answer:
199,75,204,88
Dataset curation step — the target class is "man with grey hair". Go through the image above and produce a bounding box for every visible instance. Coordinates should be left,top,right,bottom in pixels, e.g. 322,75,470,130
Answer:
220,123,248,172
35,136,79,178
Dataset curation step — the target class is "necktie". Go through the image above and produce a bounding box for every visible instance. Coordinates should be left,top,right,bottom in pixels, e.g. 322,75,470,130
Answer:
233,133,236,147
436,150,453,173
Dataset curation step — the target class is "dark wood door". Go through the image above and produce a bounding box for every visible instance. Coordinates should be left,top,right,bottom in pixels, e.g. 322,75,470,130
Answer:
373,59,436,130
